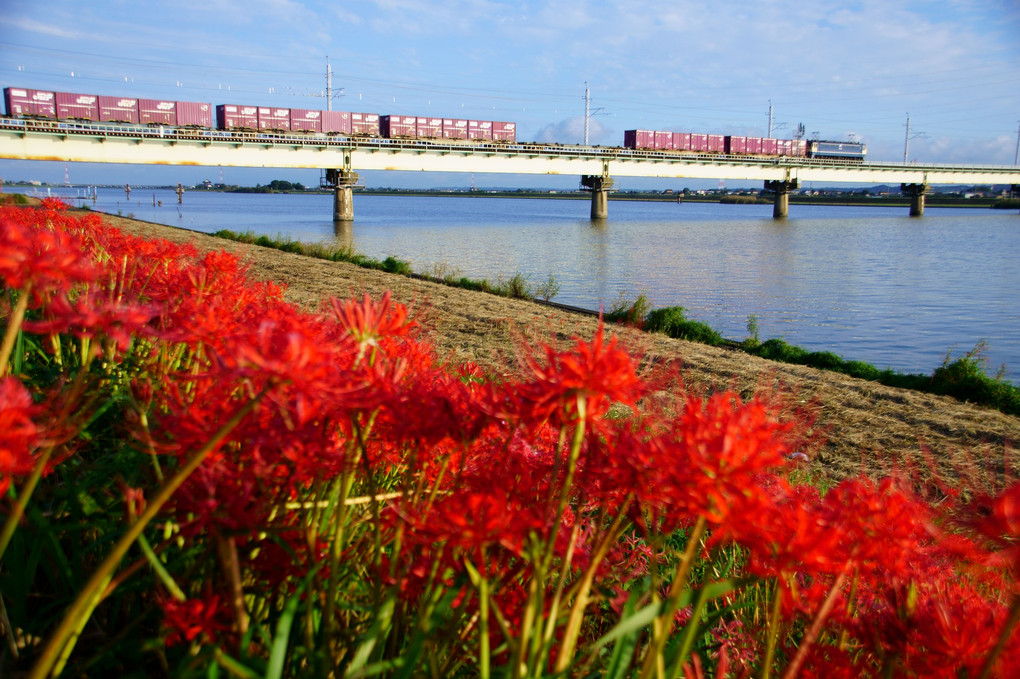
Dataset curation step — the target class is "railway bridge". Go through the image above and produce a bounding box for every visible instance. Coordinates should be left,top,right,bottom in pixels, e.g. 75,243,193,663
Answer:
2,119,1018,221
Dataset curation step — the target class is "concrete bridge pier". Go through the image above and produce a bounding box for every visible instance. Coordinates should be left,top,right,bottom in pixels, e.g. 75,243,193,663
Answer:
324,168,361,222
901,183,927,217
580,173,615,220
763,179,799,219
1012,185,1020,213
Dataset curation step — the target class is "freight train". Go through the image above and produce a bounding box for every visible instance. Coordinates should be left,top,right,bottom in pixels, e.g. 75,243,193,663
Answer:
623,129,867,161
2,85,866,161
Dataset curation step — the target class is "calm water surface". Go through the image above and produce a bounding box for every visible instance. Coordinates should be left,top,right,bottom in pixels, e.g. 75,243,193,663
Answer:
54,188,1020,383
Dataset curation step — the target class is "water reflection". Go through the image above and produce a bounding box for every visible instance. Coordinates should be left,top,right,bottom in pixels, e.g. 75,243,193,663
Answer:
332,220,353,250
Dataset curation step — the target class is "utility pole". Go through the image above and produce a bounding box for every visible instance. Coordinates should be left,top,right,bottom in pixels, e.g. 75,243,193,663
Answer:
903,113,911,164
326,56,333,111
903,113,925,164
768,100,773,138
584,82,590,145
582,83,606,146
1014,120,1019,166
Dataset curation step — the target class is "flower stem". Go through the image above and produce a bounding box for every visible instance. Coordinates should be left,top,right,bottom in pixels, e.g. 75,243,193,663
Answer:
27,389,266,679
0,447,53,563
0,287,31,376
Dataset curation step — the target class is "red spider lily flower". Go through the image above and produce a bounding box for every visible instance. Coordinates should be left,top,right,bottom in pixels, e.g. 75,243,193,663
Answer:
0,376,40,495
160,592,233,647
325,291,417,364
0,210,100,302
962,482,1020,578
511,323,643,428
630,393,792,534
22,292,159,353
398,485,545,556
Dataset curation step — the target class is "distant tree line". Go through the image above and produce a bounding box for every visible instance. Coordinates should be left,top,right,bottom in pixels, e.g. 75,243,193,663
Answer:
228,180,308,194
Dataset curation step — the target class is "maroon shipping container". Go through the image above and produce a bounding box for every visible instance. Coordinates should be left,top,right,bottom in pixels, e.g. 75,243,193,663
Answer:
5,88,56,118
258,107,291,131
791,139,807,157
321,110,351,135
380,115,416,138
290,108,322,133
442,118,469,139
468,120,492,140
706,134,725,153
673,132,692,151
217,104,258,130
726,136,747,155
351,112,379,136
98,95,138,123
761,138,779,156
688,133,709,152
492,121,515,142
55,91,99,121
624,130,655,149
138,99,177,125
654,131,674,150
746,137,763,155
416,116,442,138
177,101,212,128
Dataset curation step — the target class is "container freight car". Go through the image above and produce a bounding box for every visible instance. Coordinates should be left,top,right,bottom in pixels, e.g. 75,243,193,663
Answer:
380,115,417,138
217,104,258,131
321,111,352,135
416,116,442,138
492,121,515,142
351,112,380,136
4,88,56,118
442,118,469,139
55,92,98,121
258,106,291,132
289,108,321,133
138,98,178,126
99,95,139,124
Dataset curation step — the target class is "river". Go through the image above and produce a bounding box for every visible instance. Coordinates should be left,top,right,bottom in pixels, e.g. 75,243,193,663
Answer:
42,187,1020,384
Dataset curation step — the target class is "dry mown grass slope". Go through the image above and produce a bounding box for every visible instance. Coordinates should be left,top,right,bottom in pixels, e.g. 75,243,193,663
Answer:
101,213,1020,494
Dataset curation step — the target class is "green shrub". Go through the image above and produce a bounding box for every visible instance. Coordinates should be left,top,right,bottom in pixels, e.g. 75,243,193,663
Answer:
501,272,531,299
605,293,651,328
645,306,725,345
805,351,844,370
382,256,413,275
930,343,1020,416
533,272,561,301
756,338,815,364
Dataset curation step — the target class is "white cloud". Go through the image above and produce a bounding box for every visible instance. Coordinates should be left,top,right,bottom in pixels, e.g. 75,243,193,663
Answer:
1,16,81,39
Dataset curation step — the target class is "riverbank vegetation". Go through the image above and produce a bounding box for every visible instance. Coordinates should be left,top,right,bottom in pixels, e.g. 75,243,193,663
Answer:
607,296,1020,418
211,229,561,301
210,228,1020,418
2,200,1018,677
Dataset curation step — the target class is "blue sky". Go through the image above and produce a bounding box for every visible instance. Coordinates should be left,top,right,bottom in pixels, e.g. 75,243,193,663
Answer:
2,0,1019,189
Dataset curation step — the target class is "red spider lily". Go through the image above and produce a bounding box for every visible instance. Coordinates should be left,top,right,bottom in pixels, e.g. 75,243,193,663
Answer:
160,592,233,647
22,292,160,353
617,393,792,535
0,209,100,302
510,323,644,428
399,485,545,556
325,291,417,365
962,482,1020,578
0,376,40,495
